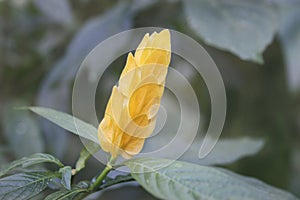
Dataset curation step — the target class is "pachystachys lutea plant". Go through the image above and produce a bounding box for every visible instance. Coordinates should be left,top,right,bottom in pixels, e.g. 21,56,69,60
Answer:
2,29,298,200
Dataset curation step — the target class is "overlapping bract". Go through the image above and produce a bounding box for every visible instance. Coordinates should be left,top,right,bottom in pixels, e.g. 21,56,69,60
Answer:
98,29,171,158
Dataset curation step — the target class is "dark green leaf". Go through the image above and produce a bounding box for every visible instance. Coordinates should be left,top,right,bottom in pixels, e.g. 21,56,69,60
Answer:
45,181,89,200
0,153,64,177
25,107,98,143
59,166,72,190
0,172,59,200
124,158,299,200
183,0,279,63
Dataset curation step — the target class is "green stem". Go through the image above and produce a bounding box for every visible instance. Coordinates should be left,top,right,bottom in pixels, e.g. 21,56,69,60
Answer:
90,157,115,191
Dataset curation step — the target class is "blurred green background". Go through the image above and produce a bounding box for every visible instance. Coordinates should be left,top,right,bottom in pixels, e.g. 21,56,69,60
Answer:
0,0,300,199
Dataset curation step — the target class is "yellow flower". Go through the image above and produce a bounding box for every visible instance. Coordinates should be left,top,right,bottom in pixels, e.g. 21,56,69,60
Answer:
98,29,171,159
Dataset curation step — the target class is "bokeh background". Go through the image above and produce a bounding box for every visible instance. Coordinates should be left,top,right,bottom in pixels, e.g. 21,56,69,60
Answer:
0,0,300,199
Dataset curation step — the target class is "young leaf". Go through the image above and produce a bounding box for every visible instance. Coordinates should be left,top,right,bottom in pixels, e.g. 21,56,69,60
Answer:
75,148,91,173
0,153,64,177
0,172,59,200
123,158,299,200
59,166,72,190
75,142,101,173
45,181,89,200
25,107,98,144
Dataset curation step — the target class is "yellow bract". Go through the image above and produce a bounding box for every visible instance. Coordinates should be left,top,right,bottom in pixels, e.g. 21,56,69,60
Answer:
98,29,171,158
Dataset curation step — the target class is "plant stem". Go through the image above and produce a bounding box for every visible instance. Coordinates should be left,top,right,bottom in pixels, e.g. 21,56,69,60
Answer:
90,157,115,191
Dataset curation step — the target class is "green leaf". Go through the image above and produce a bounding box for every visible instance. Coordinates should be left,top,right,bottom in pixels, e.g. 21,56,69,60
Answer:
123,158,299,200
183,0,279,63
25,107,98,144
59,166,72,190
180,137,264,166
75,148,91,173
0,172,59,200
75,142,101,173
45,181,89,200
0,153,64,177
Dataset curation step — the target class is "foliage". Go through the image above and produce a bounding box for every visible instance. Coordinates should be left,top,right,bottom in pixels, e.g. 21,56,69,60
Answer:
0,107,297,200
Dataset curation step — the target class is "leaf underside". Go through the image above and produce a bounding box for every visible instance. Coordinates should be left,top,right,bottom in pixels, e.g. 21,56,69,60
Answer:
124,158,299,200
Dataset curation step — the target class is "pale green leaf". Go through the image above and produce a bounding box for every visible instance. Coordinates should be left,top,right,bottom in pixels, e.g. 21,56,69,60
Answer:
278,5,300,90
124,158,299,200
25,107,98,144
75,142,101,173
75,148,91,173
0,153,64,177
180,137,264,166
59,166,72,190
183,0,279,63
0,172,59,200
